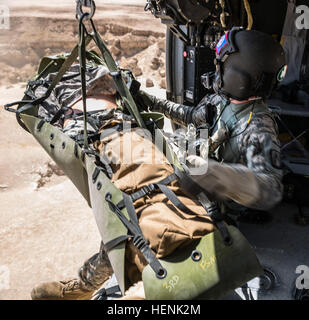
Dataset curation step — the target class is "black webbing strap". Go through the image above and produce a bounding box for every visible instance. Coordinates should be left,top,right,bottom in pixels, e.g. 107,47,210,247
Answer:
122,193,167,279
104,235,131,252
94,285,122,300
98,120,154,141
78,14,90,149
4,101,45,133
9,38,92,115
4,100,41,115
129,184,157,204
119,172,212,219
100,157,114,179
89,19,146,129
75,132,101,145
173,166,233,246
156,183,200,216
74,122,138,147
36,119,45,132
105,194,143,241
116,173,215,227
4,35,93,133
92,162,113,182
46,36,92,101
105,192,167,278
74,142,79,158
122,193,139,227
126,173,177,204
75,119,154,150
49,106,72,125
197,193,232,245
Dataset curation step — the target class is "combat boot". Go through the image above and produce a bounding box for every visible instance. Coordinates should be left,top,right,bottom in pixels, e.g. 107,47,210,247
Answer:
31,278,95,300
31,244,113,300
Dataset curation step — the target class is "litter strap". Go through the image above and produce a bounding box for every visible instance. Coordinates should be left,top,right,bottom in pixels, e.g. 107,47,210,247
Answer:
4,35,93,133
105,192,167,278
174,166,233,245
125,173,178,204
104,235,132,252
93,285,122,300
156,183,200,216
89,19,146,129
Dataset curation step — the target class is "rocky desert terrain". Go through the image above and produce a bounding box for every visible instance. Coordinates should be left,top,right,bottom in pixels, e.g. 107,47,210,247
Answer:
0,0,167,300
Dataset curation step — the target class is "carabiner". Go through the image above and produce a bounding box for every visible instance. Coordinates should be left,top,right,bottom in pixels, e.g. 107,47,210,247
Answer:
76,0,96,21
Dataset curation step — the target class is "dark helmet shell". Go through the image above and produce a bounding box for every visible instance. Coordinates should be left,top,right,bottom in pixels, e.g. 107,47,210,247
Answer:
215,29,286,100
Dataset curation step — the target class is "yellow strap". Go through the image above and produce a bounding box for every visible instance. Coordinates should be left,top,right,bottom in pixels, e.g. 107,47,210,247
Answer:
248,111,253,124
243,0,253,30
219,0,227,28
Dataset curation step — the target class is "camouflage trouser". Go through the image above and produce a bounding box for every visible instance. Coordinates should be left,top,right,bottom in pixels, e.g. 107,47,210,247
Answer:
78,242,113,291
62,108,116,140
62,116,115,291
63,118,97,139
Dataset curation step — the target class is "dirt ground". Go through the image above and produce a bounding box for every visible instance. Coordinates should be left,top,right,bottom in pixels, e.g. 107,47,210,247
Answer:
0,1,166,300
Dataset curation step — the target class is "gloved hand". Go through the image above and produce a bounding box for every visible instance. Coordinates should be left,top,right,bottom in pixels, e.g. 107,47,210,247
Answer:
132,88,195,127
132,89,157,112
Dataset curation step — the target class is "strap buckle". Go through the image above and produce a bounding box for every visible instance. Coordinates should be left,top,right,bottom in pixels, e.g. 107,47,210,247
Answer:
109,71,122,79
133,234,148,251
141,184,156,196
93,285,122,300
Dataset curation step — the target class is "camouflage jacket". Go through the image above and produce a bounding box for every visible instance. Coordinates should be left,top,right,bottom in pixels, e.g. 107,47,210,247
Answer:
148,95,283,211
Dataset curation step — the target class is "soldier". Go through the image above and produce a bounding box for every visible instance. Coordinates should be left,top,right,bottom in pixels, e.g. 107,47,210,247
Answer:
135,27,286,213
31,28,286,300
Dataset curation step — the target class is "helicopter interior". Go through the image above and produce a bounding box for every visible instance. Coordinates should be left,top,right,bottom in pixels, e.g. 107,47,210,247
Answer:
144,0,309,300
145,0,309,215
